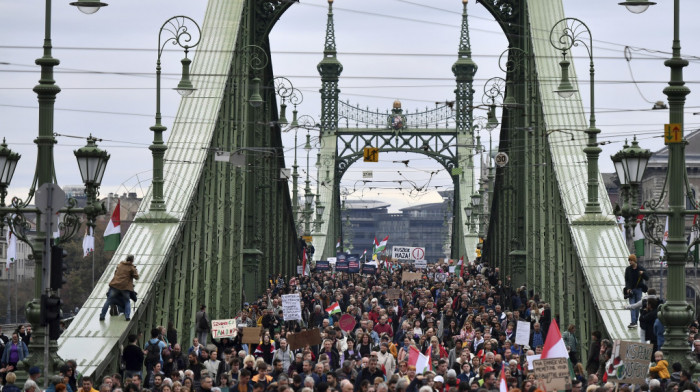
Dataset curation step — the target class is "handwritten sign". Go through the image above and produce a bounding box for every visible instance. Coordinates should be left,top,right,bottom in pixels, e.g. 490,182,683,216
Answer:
211,319,237,339
402,271,422,282
241,327,262,344
515,320,531,347
386,289,401,300
282,294,302,321
287,328,323,350
533,357,571,391
605,340,654,385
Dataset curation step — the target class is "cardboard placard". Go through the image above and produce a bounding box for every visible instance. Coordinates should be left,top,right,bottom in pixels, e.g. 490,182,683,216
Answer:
241,327,262,344
401,271,422,282
282,294,302,321
605,340,654,385
287,328,323,350
386,288,401,300
533,357,571,391
211,319,237,339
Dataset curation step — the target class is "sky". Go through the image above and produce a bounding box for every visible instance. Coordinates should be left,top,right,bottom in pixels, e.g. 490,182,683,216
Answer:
1,0,699,213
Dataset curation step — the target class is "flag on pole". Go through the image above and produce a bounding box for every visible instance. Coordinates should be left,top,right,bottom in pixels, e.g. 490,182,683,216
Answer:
374,235,389,254
302,248,309,276
499,367,509,392
633,206,645,256
408,345,430,374
361,249,367,261
688,215,699,265
104,200,121,251
325,302,341,315
372,237,379,254
336,238,341,250
83,227,95,257
6,229,16,271
457,256,464,278
541,319,569,359
617,216,626,242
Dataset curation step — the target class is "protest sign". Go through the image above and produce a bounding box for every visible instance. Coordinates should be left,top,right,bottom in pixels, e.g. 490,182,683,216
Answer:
339,314,356,332
241,327,262,344
526,354,541,370
361,264,377,274
448,266,455,274
402,271,422,282
336,261,348,271
211,319,237,339
386,288,401,300
414,260,427,269
435,272,447,282
515,320,531,346
533,357,571,391
347,254,360,273
327,257,337,265
315,261,330,271
287,328,323,350
282,294,302,321
296,266,303,274
605,340,654,385
392,246,426,260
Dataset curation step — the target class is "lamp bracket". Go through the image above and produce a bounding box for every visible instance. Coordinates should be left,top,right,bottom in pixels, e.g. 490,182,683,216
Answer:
549,18,593,60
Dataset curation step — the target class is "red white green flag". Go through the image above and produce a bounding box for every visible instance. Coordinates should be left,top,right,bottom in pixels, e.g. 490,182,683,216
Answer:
325,302,341,315
104,200,121,251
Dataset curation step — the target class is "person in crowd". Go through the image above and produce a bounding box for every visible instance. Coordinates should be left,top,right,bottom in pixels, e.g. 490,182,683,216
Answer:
624,254,649,329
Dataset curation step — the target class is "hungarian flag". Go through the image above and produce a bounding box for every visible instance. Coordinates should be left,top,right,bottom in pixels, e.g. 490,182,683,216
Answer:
372,237,379,254
541,319,569,359
499,367,508,392
457,256,464,277
325,302,341,315
336,238,341,250
104,200,121,251
83,227,95,257
408,345,430,374
302,248,309,276
361,249,367,261
374,235,389,254
688,215,699,265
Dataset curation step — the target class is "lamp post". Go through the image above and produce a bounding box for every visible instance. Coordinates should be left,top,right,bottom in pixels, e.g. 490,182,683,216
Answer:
549,18,603,217
303,132,313,237
617,0,697,371
146,16,201,215
0,0,109,385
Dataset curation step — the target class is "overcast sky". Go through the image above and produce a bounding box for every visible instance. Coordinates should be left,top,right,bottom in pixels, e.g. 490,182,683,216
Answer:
2,0,699,212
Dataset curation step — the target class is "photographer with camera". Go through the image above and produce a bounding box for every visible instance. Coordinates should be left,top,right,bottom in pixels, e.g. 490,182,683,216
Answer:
624,254,649,329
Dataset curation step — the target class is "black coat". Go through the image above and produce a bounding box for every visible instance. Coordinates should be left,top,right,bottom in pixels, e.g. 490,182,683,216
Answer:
624,265,649,290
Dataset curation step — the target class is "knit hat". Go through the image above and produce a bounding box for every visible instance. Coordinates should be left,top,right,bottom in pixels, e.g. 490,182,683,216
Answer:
446,369,457,379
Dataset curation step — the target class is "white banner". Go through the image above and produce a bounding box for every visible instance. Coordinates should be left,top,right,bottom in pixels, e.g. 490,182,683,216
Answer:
211,319,238,339
414,260,427,269
392,246,426,260
282,294,302,321
515,320,531,347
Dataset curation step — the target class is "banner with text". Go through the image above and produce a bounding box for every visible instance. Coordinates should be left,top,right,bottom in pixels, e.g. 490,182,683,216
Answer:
414,260,427,269
392,246,426,260
347,254,360,273
533,357,571,391
315,261,330,271
361,264,377,275
211,319,238,339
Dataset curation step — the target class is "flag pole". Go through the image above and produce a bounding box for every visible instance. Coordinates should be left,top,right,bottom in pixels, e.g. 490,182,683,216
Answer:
92,245,95,288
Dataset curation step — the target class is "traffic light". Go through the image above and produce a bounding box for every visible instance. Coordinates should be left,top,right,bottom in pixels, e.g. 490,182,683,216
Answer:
41,294,62,339
50,245,67,290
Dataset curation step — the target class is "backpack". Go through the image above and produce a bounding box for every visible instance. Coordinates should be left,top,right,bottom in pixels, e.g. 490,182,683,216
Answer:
146,341,160,364
198,313,209,330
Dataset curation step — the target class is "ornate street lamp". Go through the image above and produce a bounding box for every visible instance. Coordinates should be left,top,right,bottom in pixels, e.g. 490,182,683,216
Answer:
550,18,604,217
69,0,108,14
146,16,201,214
0,0,109,384
618,0,656,14
618,0,695,370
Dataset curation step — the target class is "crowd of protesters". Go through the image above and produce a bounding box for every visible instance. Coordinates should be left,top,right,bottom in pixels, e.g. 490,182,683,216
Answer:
3,254,700,392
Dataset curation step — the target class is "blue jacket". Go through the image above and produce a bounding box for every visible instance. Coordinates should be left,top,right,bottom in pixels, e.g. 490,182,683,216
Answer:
1,341,29,364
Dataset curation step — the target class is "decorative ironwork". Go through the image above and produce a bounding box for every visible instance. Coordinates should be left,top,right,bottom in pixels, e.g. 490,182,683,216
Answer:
158,16,201,58
549,18,593,59
475,0,520,39
242,45,269,72
337,101,455,129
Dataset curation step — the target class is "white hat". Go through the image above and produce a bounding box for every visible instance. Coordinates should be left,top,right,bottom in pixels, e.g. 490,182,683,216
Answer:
434,376,444,383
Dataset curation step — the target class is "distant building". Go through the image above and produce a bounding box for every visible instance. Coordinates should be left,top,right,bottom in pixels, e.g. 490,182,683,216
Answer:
342,192,452,262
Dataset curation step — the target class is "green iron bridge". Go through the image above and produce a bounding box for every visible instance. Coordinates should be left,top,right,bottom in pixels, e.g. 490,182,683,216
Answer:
57,0,635,378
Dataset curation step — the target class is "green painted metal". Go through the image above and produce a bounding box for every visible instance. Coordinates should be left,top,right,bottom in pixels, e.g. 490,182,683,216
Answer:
57,0,299,378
